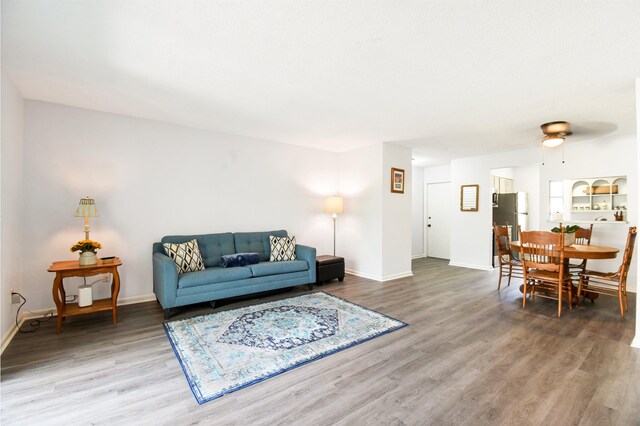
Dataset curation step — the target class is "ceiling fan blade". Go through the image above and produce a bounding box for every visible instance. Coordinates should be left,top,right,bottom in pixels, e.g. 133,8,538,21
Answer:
570,121,618,137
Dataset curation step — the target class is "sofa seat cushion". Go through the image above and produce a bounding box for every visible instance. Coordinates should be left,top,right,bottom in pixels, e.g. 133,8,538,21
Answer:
178,266,252,289
249,260,308,277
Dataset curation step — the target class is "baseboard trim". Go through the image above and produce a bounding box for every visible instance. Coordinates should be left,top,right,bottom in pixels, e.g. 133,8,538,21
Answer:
1,319,20,355
448,261,494,271
118,293,157,306
381,271,414,282
345,269,382,282
412,254,426,259
1,293,157,354
345,269,414,282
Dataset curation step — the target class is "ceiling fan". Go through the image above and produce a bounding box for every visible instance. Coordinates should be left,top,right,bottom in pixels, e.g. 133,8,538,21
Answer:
540,121,572,148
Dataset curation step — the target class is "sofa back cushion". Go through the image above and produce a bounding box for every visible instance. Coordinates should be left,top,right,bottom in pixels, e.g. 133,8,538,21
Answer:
234,230,287,262
161,233,235,267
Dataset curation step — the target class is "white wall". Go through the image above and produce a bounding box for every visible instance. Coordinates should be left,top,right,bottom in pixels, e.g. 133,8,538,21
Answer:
382,143,412,280
10,100,416,321
449,136,637,292
1,71,25,346
450,147,544,270
539,134,637,291
423,164,452,184
339,143,383,280
21,101,340,311
491,168,515,180
411,166,424,257
634,78,640,349
512,166,540,230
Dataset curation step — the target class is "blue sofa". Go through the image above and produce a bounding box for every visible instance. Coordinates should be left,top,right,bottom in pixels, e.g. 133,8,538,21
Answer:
153,230,316,318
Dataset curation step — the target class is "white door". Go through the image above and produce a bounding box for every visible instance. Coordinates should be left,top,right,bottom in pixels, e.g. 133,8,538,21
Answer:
425,182,451,259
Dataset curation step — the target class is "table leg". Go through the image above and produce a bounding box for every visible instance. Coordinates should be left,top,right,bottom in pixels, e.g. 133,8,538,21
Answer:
52,274,64,334
564,260,598,305
111,268,121,324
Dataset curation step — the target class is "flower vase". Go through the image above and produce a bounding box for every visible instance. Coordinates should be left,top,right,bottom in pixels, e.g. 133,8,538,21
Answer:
79,251,98,266
564,233,576,246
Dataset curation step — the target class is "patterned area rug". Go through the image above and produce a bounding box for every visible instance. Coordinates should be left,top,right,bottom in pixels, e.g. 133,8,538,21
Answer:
163,292,407,404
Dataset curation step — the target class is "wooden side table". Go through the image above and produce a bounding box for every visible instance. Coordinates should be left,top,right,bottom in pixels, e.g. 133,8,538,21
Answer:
47,258,122,334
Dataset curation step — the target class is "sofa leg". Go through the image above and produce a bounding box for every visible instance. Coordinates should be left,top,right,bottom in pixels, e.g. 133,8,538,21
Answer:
163,308,172,320
209,301,217,309
338,277,344,282
308,283,314,291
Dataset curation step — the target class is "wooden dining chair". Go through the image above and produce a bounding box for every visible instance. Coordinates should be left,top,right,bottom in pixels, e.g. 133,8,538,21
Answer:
577,226,637,317
568,224,594,278
494,224,523,290
519,228,573,317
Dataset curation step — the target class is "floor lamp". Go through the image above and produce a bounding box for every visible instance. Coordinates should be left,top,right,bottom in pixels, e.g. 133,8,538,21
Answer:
324,196,344,256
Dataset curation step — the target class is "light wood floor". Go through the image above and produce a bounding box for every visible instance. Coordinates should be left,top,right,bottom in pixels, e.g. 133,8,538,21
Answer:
2,258,638,425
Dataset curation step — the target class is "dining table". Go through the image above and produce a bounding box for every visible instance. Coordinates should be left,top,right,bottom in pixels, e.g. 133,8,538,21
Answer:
509,240,619,303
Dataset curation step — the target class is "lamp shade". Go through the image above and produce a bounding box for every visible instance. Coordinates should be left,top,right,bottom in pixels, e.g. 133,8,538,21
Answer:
324,196,344,214
73,196,99,217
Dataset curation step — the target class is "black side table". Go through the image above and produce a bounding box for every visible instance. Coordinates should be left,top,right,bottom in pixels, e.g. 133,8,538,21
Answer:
316,255,345,284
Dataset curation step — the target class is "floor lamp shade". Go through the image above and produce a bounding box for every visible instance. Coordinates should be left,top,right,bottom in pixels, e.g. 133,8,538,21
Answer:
324,196,344,216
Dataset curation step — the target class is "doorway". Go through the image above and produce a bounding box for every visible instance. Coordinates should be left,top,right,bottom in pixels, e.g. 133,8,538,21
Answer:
424,182,451,259
490,165,540,265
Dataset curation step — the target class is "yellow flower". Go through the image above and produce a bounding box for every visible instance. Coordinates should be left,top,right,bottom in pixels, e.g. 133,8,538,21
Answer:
70,239,102,253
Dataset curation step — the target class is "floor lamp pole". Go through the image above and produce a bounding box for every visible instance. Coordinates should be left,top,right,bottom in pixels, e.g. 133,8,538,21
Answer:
332,213,337,256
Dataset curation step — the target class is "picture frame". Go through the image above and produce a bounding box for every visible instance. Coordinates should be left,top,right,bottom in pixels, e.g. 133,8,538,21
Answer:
460,184,479,211
391,168,405,194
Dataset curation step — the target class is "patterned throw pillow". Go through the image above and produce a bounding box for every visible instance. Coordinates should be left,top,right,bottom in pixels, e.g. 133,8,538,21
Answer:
163,239,205,273
269,235,297,262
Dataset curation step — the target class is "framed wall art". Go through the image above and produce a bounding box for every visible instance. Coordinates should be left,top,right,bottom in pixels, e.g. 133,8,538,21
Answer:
391,168,405,194
460,184,479,211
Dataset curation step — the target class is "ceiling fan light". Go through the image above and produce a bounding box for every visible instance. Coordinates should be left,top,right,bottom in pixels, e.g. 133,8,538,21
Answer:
542,135,564,148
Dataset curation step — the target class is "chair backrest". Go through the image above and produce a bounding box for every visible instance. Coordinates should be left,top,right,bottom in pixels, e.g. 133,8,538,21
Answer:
575,224,594,245
494,225,512,262
620,227,638,278
519,230,565,273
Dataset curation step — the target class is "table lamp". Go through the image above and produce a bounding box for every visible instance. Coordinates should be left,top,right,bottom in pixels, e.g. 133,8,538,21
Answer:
74,196,99,240
324,196,344,256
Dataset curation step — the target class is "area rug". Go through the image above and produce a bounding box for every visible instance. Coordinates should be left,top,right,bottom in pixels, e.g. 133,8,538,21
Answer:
163,291,407,404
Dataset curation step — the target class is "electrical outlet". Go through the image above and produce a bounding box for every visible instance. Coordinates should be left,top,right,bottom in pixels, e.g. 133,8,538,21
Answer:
11,291,21,304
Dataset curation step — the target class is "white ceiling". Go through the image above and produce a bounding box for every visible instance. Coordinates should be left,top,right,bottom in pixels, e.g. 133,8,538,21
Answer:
3,1,640,166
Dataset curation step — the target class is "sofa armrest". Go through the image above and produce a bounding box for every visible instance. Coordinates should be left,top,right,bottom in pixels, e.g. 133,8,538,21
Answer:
153,252,179,309
296,244,316,283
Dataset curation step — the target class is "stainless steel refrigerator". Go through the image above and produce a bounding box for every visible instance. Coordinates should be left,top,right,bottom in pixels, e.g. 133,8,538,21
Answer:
493,192,528,241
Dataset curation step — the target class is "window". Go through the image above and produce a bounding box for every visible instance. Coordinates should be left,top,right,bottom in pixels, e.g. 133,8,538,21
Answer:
549,180,563,220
